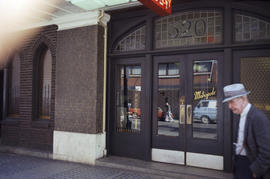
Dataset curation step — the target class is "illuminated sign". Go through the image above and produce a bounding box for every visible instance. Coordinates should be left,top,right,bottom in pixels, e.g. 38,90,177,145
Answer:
138,0,172,16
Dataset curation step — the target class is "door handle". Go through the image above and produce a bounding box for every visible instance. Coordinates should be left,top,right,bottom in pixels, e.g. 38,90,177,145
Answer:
186,105,192,125
179,104,185,124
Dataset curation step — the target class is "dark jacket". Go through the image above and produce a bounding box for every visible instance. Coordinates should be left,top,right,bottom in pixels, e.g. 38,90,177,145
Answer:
244,105,270,178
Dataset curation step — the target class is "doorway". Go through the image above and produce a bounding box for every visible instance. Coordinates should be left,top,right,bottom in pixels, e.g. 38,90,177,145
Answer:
152,52,224,169
109,57,151,160
109,53,224,169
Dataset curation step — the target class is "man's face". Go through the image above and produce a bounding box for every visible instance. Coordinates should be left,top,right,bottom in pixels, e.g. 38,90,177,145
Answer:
228,97,245,114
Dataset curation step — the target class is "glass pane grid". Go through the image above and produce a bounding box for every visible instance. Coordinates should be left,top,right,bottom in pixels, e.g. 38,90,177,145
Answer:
155,10,223,49
241,57,270,119
234,14,270,42
114,26,146,53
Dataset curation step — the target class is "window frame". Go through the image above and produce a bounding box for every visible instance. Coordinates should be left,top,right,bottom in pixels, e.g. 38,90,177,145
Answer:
7,53,21,118
33,44,52,121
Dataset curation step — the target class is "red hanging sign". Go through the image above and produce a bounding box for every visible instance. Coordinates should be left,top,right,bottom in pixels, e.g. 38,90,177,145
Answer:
138,0,172,16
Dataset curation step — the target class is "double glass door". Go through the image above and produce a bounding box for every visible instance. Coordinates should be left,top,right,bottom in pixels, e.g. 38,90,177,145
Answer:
152,53,223,169
110,53,224,169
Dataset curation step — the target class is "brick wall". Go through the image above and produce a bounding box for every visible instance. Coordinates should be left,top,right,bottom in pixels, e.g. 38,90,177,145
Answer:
55,25,104,134
1,25,57,152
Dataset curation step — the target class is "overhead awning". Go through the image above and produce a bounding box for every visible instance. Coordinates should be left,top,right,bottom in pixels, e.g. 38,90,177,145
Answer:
66,0,140,11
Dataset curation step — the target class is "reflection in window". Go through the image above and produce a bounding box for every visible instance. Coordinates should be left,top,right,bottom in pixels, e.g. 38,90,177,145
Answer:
114,25,146,53
155,10,223,48
234,13,270,42
8,54,20,117
116,65,141,133
158,63,180,77
192,60,218,140
35,48,52,120
157,62,180,136
131,66,141,75
241,57,270,119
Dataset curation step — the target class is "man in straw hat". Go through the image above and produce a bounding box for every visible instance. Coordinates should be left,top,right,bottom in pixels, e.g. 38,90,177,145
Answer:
223,83,270,179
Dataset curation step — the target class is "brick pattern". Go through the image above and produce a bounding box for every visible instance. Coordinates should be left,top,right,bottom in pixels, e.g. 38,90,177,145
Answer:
2,25,57,151
55,25,104,134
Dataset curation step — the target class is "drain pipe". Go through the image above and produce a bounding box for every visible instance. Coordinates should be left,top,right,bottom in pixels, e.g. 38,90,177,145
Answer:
97,10,109,133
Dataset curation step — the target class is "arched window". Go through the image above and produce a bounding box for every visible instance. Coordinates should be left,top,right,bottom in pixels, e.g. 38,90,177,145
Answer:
34,46,52,120
8,54,20,117
113,25,146,53
234,13,270,42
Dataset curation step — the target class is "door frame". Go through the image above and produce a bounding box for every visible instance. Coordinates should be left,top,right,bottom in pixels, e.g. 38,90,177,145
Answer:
151,52,224,169
108,57,151,160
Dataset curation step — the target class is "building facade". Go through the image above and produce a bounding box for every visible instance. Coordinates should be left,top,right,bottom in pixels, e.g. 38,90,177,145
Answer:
1,0,270,172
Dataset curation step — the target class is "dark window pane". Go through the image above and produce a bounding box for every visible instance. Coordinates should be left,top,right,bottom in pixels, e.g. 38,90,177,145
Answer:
116,65,142,133
241,57,270,119
39,49,52,120
8,54,20,117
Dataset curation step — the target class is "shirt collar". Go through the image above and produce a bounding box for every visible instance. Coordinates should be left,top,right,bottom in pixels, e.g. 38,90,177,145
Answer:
241,103,251,117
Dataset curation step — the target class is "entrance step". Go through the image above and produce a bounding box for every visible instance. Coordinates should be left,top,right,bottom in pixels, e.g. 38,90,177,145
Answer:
96,156,233,179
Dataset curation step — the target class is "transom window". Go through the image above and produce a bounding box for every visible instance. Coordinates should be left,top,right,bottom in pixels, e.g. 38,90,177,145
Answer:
155,9,223,48
114,25,146,53
234,13,270,42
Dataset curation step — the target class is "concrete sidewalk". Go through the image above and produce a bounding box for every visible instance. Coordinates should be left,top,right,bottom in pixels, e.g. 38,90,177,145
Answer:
0,152,233,179
96,156,233,179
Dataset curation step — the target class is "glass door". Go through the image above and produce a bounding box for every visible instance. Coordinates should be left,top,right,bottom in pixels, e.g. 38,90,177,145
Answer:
109,57,150,160
152,53,223,170
152,56,186,165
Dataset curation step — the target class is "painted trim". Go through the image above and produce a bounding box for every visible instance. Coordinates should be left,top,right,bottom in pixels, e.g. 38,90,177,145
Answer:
152,148,185,165
53,131,106,165
186,152,224,170
18,10,111,31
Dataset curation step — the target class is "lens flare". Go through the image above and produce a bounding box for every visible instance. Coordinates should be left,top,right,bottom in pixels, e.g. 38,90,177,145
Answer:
0,0,60,68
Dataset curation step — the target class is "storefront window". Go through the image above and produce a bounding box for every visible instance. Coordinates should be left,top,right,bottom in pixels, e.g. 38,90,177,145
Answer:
114,25,146,53
241,57,270,119
234,13,270,42
192,60,218,140
155,10,223,49
157,63,180,136
116,65,142,133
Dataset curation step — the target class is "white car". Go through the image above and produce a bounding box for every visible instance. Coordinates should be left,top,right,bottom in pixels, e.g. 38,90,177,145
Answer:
193,100,217,124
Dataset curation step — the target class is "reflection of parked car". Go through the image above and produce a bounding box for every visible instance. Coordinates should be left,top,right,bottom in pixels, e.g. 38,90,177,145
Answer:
193,100,217,124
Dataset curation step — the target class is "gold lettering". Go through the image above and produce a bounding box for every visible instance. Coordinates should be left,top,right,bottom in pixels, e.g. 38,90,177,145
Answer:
194,88,216,100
